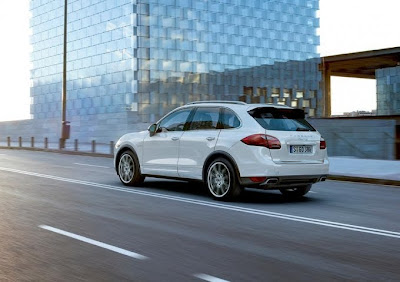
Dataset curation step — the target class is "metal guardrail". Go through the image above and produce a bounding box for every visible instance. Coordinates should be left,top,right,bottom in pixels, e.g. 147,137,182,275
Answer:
0,136,115,155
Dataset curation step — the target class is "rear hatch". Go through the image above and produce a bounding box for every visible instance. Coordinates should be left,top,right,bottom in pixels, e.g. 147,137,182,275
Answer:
248,106,325,163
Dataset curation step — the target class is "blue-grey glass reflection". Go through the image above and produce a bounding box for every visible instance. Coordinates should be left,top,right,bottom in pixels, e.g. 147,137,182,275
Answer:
30,0,321,124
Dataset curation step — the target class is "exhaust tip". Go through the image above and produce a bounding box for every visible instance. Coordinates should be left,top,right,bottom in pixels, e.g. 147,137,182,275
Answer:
263,178,279,185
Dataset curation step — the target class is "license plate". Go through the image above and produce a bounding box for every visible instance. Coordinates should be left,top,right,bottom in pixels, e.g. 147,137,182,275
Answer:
290,145,312,154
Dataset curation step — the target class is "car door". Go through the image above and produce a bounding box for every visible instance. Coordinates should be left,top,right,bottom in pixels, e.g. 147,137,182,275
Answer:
178,107,221,180
142,108,193,177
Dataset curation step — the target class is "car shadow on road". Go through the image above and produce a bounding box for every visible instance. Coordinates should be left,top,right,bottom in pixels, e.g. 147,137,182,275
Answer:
134,178,321,205
140,179,208,196
240,188,319,204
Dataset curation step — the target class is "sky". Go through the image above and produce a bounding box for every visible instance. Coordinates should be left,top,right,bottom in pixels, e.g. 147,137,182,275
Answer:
0,0,31,121
0,0,400,121
319,0,400,115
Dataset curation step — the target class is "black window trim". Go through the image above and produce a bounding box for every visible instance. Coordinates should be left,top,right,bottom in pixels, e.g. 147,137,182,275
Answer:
185,106,223,131
220,107,242,130
157,107,196,132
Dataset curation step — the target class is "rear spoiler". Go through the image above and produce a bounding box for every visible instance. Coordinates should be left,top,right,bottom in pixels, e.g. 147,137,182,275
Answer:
248,107,305,119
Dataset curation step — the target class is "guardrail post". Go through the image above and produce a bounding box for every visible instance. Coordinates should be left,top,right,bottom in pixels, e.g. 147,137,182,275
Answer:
18,137,22,147
7,137,10,147
31,137,34,148
91,140,96,153
110,141,114,155
59,138,62,150
74,139,78,151
44,137,48,149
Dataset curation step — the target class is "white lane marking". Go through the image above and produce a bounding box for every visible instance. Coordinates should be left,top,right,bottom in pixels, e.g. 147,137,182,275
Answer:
309,191,317,194
194,273,230,282
39,225,148,260
74,163,110,169
1,166,399,239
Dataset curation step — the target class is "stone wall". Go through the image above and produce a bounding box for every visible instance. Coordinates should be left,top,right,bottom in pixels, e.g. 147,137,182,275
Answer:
0,111,148,144
309,118,397,160
0,118,60,142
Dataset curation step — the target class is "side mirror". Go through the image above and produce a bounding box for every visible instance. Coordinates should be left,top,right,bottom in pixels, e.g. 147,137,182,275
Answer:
148,123,158,137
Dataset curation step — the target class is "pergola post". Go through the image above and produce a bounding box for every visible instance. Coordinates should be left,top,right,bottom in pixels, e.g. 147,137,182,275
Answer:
322,62,331,117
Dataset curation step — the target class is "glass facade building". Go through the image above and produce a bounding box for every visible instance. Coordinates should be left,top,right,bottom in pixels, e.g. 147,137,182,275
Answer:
30,0,321,141
376,66,400,115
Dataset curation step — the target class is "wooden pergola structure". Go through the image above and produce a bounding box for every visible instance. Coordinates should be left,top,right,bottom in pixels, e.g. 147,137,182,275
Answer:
320,47,400,117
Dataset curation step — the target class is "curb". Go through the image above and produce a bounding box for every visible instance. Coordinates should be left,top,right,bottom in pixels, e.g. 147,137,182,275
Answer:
328,175,400,187
0,146,113,158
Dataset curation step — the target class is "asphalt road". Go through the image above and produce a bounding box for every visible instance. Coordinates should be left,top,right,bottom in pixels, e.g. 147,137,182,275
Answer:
0,149,399,281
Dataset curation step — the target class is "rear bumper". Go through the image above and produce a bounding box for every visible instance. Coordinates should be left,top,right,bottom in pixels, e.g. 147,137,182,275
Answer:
230,141,329,188
230,141,329,179
240,174,328,189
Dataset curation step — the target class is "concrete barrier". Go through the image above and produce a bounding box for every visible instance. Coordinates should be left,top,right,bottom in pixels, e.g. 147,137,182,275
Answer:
309,118,397,160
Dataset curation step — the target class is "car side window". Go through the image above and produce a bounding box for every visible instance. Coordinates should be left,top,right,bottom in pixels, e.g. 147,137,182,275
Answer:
158,108,192,132
189,107,220,130
221,108,241,129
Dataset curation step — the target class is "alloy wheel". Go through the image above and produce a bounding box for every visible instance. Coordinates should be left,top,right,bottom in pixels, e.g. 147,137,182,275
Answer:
207,161,231,198
119,153,135,183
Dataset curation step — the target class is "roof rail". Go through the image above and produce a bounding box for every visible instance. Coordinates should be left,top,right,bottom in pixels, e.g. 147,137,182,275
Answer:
186,100,247,105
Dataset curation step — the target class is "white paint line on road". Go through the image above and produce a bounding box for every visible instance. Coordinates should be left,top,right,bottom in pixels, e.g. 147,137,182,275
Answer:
39,225,148,260
74,163,110,169
1,166,400,240
194,273,230,282
308,191,317,194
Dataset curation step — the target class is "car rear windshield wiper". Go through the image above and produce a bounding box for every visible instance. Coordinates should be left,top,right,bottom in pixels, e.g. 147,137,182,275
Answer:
296,128,311,131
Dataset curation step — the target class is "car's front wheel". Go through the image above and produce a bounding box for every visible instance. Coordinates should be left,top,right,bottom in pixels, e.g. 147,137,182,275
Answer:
206,158,241,200
279,184,312,198
118,150,145,186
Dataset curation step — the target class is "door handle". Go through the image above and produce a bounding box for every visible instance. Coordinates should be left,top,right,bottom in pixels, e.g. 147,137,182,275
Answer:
206,137,215,141
171,137,179,141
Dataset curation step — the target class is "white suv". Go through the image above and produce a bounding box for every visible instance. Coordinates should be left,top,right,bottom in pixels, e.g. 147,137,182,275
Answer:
115,101,329,200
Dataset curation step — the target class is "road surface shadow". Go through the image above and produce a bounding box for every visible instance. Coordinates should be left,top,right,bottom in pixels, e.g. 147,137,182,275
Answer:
240,188,319,204
129,178,321,205
140,179,207,196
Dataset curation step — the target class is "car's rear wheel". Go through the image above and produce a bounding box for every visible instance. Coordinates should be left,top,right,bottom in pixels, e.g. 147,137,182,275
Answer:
118,150,145,186
279,184,311,198
206,158,241,200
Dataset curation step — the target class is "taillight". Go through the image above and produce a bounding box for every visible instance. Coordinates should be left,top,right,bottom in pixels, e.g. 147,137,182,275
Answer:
241,134,281,149
320,138,326,149
249,177,267,183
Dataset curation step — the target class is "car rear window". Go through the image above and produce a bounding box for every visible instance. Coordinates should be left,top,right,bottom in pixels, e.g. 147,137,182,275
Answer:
248,107,316,131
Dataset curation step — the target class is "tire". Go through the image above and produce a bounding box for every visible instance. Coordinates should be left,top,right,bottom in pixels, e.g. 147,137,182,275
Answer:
279,184,312,198
206,158,242,200
117,150,145,186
